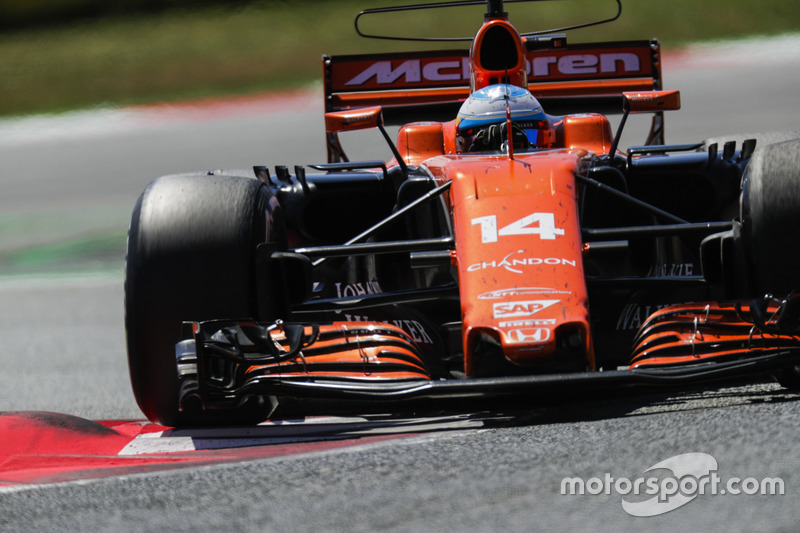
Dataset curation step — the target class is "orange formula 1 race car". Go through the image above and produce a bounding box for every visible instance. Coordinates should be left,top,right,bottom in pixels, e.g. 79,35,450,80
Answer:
125,0,800,426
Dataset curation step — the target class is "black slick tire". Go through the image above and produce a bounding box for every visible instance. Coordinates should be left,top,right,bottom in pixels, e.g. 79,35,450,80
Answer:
125,173,278,427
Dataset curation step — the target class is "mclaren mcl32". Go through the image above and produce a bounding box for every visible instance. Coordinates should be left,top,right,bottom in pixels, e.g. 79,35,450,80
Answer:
125,0,800,426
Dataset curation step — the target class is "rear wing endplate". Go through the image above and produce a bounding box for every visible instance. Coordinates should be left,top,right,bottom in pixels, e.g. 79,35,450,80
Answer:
324,39,662,125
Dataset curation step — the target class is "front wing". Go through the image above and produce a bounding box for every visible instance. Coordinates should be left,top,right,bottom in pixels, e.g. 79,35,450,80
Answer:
176,318,800,414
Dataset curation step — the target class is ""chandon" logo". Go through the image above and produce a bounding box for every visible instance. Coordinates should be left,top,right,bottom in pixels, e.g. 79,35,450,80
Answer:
468,250,577,274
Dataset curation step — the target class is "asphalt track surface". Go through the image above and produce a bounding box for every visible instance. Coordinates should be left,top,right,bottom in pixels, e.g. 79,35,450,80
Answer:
1,38,800,531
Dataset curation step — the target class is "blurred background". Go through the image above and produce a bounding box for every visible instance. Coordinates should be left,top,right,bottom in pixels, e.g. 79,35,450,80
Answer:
2,0,799,117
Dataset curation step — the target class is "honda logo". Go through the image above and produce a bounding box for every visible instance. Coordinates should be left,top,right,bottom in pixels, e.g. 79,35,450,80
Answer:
506,328,551,344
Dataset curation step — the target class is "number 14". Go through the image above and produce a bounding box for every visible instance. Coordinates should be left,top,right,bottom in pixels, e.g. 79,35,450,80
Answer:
471,212,565,243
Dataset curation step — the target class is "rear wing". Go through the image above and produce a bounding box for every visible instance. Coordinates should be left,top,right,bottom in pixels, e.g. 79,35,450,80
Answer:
324,39,663,124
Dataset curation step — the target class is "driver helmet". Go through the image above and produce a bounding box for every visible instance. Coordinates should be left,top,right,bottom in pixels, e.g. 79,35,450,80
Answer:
455,84,551,153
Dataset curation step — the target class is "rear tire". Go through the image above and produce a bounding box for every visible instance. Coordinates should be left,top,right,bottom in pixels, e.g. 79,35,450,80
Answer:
740,139,800,296
125,173,280,426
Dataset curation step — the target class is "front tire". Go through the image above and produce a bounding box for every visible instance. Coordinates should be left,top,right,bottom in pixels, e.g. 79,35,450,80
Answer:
125,172,279,426
740,139,800,296
739,139,800,391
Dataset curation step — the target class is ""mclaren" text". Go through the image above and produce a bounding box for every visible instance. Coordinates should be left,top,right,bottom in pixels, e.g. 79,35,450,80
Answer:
345,53,641,86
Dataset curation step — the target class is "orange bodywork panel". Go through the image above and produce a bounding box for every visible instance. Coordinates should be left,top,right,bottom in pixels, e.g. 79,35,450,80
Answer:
326,78,657,115
425,151,594,375
397,122,446,166
330,87,470,111
396,119,461,164
558,114,614,155
469,18,527,91
399,113,614,164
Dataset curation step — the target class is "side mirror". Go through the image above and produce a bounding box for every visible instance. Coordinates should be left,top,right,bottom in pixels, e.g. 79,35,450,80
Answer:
622,90,681,113
324,105,408,178
607,90,682,158
324,106,383,133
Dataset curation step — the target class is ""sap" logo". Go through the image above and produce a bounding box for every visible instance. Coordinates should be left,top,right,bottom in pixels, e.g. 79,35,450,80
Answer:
492,299,560,319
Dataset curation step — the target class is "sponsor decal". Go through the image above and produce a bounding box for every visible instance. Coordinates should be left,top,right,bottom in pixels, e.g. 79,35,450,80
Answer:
342,313,434,345
478,287,572,300
467,250,577,274
505,327,551,344
335,281,383,298
333,281,434,345
616,303,669,330
530,52,640,79
333,46,650,90
345,58,471,86
647,263,695,277
492,299,559,319
499,318,557,328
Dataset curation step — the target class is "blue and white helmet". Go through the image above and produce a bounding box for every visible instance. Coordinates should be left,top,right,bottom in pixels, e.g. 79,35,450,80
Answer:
456,84,550,153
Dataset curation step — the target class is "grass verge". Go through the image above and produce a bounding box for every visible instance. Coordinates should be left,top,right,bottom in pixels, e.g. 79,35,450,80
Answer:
0,229,127,276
